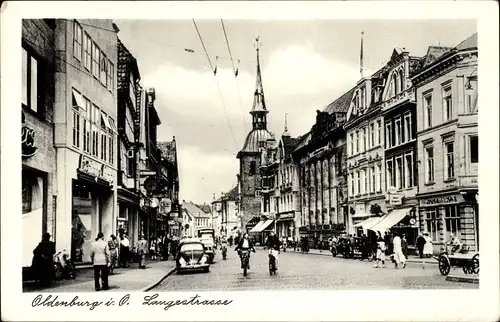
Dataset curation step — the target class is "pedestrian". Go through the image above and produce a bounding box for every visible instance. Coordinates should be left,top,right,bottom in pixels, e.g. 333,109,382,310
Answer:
161,233,169,260
119,233,130,268
170,237,178,261
373,233,386,268
383,231,390,256
416,233,426,259
149,236,158,260
392,232,406,268
107,235,119,275
137,235,148,269
90,232,109,291
402,234,408,259
293,236,297,252
32,232,56,286
423,232,433,258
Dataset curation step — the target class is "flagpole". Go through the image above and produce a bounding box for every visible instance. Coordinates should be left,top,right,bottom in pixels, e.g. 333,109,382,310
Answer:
360,31,364,79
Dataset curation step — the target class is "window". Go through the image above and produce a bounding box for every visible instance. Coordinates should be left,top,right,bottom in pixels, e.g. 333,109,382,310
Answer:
100,54,108,86
377,120,382,145
355,131,360,154
395,117,401,146
399,69,404,92
466,79,478,113
356,171,361,195
250,161,256,175
425,146,434,183
125,108,134,142
73,21,82,61
360,88,365,108
425,208,439,242
92,41,100,78
101,133,107,161
72,109,80,148
444,205,460,241
363,169,368,194
363,127,367,151
92,104,100,124
350,133,354,156
445,141,455,179
424,94,432,128
394,73,400,94
109,136,114,164
370,123,375,147
470,136,478,166
443,86,453,121
370,166,375,193
349,173,354,196
395,156,403,189
22,47,39,113
91,104,99,157
107,60,114,91
404,153,413,188
404,112,412,142
83,97,91,153
83,32,91,70
385,121,392,148
386,159,393,188
101,111,108,130
376,164,382,192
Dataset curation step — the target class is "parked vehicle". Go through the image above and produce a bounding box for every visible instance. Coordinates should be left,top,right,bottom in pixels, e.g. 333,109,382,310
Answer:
176,239,210,273
197,228,216,263
436,245,479,276
53,249,76,280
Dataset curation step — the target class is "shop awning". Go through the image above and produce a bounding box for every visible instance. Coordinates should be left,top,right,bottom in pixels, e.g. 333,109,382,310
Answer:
369,207,412,233
249,219,274,233
354,216,384,230
249,220,265,233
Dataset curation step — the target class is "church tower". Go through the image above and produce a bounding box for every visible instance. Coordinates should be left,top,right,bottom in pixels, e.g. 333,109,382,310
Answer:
236,37,274,232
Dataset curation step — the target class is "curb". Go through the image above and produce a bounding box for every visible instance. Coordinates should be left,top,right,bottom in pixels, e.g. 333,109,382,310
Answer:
141,267,177,292
446,275,479,284
288,250,439,265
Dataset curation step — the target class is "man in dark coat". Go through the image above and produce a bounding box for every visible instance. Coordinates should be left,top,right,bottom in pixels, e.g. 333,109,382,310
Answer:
32,232,56,286
266,231,280,251
416,233,426,258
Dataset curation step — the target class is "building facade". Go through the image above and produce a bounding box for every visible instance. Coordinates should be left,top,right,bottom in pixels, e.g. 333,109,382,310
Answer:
158,138,181,238
181,201,211,237
275,129,301,239
412,33,479,252
237,44,274,232
345,71,386,237
116,36,141,246
53,19,118,263
21,19,57,267
293,94,351,245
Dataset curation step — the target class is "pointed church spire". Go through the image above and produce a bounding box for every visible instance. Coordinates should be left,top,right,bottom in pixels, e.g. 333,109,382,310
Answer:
360,31,364,79
283,113,290,137
250,37,268,130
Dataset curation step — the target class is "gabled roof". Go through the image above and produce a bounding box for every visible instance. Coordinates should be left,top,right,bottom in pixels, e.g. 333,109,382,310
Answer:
456,32,477,51
183,201,211,218
224,186,239,201
294,131,312,150
421,46,453,68
158,139,177,164
282,135,300,156
324,87,356,114
196,204,212,214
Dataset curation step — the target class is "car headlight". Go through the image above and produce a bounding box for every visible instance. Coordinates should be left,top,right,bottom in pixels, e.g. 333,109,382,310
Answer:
179,257,187,267
200,255,208,264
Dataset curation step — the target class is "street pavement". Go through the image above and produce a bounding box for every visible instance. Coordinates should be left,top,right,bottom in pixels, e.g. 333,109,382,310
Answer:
23,260,176,293
153,247,477,291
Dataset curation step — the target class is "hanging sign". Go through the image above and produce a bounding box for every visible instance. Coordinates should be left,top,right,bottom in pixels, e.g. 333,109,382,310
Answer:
160,198,172,214
78,155,113,184
22,113,38,157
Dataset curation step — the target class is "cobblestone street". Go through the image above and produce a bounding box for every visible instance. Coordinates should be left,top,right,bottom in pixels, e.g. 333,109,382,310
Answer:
154,248,477,291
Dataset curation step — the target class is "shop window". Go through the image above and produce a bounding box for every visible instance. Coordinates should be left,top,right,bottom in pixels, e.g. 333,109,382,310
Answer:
425,208,439,242
73,21,82,61
22,46,40,114
22,176,33,214
425,146,434,183
445,141,455,179
444,205,461,241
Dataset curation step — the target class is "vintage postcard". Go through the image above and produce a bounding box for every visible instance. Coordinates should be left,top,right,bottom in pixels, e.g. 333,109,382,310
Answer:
1,1,499,321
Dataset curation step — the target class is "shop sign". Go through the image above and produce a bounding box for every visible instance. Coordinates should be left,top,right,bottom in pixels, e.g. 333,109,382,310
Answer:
22,124,38,157
160,198,172,214
390,195,403,206
420,194,465,207
73,197,92,214
79,155,113,184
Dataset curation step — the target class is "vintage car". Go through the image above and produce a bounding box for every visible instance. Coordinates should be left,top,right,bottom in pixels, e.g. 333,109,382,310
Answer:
197,228,216,263
176,239,210,273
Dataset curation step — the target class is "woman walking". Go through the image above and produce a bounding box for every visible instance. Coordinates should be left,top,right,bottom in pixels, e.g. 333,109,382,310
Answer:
137,235,148,269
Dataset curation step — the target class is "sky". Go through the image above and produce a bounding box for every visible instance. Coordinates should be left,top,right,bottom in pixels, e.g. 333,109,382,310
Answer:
114,19,477,204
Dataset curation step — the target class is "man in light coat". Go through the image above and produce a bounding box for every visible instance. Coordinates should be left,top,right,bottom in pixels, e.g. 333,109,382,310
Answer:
90,232,110,291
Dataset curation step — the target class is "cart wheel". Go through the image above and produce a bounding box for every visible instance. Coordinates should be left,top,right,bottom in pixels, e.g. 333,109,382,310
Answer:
462,265,473,274
438,255,450,276
472,254,479,274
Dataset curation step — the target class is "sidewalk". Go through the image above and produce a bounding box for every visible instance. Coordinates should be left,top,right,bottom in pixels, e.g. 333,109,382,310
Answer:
23,260,176,293
259,247,438,264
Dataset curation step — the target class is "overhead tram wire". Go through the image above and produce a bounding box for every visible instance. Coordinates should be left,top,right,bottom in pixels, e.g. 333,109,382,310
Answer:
192,19,238,150
220,19,248,134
